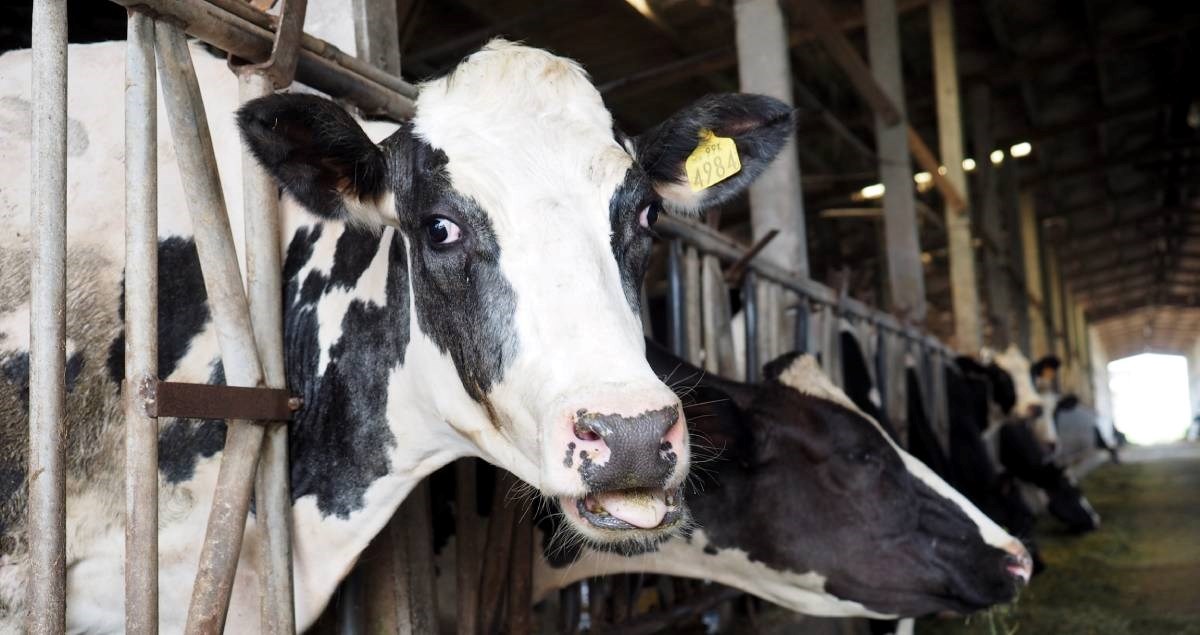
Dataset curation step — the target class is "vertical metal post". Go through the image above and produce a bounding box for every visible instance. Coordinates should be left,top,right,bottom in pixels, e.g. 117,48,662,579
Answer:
154,23,269,633
930,0,981,352
742,271,759,383
27,0,68,632
969,83,1013,348
455,459,481,635
866,0,926,321
667,238,686,357
700,254,734,376
792,300,808,353
238,70,296,635
125,11,159,634
684,246,703,365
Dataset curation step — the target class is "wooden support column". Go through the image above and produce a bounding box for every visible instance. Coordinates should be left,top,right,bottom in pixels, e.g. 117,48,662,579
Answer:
866,0,926,322
1019,190,1049,357
1001,161,1030,352
734,0,807,275
969,83,1012,348
931,0,980,352
352,0,401,73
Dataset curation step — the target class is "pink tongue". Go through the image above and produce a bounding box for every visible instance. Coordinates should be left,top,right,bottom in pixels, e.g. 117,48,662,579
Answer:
596,491,667,529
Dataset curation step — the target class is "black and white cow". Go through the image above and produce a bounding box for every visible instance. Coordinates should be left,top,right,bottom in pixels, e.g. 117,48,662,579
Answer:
528,342,1033,619
0,39,795,630
955,355,1101,534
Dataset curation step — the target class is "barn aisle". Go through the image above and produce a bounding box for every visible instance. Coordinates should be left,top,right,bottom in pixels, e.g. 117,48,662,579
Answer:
922,444,1200,635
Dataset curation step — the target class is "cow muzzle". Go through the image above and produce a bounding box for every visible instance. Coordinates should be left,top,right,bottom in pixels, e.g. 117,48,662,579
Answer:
553,402,689,538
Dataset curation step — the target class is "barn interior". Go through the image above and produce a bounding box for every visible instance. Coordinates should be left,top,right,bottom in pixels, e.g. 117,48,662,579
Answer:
2,0,1199,633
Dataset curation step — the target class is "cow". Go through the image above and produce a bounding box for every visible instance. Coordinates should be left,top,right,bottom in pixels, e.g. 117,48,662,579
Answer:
955,355,1100,534
524,341,1033,620
990,346,1058,450
0,39,796,631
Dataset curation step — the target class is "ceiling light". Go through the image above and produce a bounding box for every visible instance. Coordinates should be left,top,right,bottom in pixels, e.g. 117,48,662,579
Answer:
914,172,932,184
962,157,977,172
990,149,1005,165
1010,142,1032,158
860,183,885,199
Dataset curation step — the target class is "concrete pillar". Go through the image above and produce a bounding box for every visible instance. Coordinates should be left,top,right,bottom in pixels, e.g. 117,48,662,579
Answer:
735,0,808,275
865,0,926,322
930,0,981,352
1019,190,1049,357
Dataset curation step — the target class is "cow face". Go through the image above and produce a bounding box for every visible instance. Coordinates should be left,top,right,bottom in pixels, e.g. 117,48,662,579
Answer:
987,345,1046,422
237,41,794,544
685,354,1032,617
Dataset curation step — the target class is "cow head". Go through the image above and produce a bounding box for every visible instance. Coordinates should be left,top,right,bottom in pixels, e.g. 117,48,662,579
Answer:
237,41,794,544
969,347,1057,449
678,351,1032,617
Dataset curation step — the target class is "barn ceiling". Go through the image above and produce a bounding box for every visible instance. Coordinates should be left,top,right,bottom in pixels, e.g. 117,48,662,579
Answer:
3,0,1196,357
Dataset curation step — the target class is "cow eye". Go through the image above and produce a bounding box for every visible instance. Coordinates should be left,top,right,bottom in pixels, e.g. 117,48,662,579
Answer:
424,216,462,245
844,449,877,464
638,201,661,229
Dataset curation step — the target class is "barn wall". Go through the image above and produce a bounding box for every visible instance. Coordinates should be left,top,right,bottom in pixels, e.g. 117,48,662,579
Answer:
1189,338,1200,419
1088,325,1115,445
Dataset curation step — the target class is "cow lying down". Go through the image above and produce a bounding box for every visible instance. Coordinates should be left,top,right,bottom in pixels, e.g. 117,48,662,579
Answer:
429,342,1033,622
0,39,796,630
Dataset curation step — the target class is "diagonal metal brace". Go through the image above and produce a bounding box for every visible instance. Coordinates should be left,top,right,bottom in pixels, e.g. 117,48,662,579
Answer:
136,379,301,421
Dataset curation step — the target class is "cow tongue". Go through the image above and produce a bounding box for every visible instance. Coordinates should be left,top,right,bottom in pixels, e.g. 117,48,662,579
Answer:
596,490,667,529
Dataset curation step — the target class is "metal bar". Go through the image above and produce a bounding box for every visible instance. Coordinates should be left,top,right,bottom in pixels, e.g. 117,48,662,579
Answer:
743,271,759,383
667,239,686,357
237,68,297,635
723,229,779,285
684,246,703,365
233,0,308,89
455,459,481,635
153,22,268,633
116,0,416,119
145,381,295,421
507,511,534,635
125,11,159,634
28,0,68,631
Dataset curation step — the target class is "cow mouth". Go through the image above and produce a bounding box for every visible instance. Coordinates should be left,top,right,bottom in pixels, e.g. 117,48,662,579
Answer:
565,487,683,531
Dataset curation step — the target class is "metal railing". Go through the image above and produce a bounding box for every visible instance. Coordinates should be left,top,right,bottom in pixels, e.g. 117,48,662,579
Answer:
26,0,418,632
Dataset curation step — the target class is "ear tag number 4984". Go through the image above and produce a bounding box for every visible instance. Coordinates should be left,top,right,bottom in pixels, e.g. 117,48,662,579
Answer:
686,130,741,192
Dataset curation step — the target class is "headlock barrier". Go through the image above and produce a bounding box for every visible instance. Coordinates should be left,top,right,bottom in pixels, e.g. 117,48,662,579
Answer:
24,1,989,633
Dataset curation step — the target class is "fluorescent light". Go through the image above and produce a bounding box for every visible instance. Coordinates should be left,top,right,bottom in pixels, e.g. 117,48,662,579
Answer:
962,157,977,171
913,172,932,184
1010,141,1032,158
860,183,885,199
937,165,948,176
624,0,655,19
990,149,1005,164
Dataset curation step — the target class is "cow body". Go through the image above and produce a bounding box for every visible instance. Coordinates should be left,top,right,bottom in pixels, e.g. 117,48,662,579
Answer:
0,39,795,631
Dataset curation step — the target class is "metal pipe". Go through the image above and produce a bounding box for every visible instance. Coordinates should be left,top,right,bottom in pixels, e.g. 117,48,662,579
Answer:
124,12,160,634
742,271,759,383
113,0,416,119
666,239,686,357
153,22,268,633
238,70,296,635
27,0,68,632
792,303,808,353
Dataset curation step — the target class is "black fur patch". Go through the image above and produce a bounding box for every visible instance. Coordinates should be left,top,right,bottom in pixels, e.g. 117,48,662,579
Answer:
607,167,656,313
158,362,228,484
284,226,406,518
106,237,212,385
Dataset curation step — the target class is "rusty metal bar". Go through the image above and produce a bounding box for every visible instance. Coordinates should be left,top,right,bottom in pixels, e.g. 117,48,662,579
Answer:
723,229,779,286
238,68,297,634
114,0,415,119
455,459,481,635
153,21,269,633
144,381,295,421
124,11,160,634
666,239,686,357
27,0,68,632
742,271,759,383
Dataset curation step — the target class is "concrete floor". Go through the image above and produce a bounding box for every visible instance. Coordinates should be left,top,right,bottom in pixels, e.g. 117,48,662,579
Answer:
919,443,1200,635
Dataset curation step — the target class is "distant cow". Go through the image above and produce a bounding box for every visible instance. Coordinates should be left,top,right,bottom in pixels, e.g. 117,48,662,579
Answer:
956,355,1100,534
0,39,795,630
526,341,1033,619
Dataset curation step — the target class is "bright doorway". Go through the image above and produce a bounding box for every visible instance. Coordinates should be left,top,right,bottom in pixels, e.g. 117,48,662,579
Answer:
1108,353,1193,445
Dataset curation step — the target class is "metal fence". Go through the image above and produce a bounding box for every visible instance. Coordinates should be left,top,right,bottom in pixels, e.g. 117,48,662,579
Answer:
24,1,954,632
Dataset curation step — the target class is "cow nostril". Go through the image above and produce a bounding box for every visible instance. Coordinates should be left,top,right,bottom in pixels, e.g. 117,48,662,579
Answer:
573,421,601,442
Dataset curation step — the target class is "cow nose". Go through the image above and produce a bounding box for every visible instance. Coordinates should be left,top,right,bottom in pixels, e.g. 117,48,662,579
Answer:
1026,404,1044,419
572,405,681,491
1001,540,1033,585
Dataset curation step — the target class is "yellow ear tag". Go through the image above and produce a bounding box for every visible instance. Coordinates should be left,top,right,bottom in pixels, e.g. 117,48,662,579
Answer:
685,129,741,192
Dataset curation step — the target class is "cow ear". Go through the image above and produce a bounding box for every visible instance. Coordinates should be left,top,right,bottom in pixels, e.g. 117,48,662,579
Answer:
238,94,389,224
632,93,795,215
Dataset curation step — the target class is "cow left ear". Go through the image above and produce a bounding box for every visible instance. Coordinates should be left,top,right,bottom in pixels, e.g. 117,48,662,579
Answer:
632,93,795,215
238,93,390,225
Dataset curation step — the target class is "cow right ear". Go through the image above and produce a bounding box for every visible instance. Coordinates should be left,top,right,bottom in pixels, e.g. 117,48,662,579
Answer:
238,94,390,224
